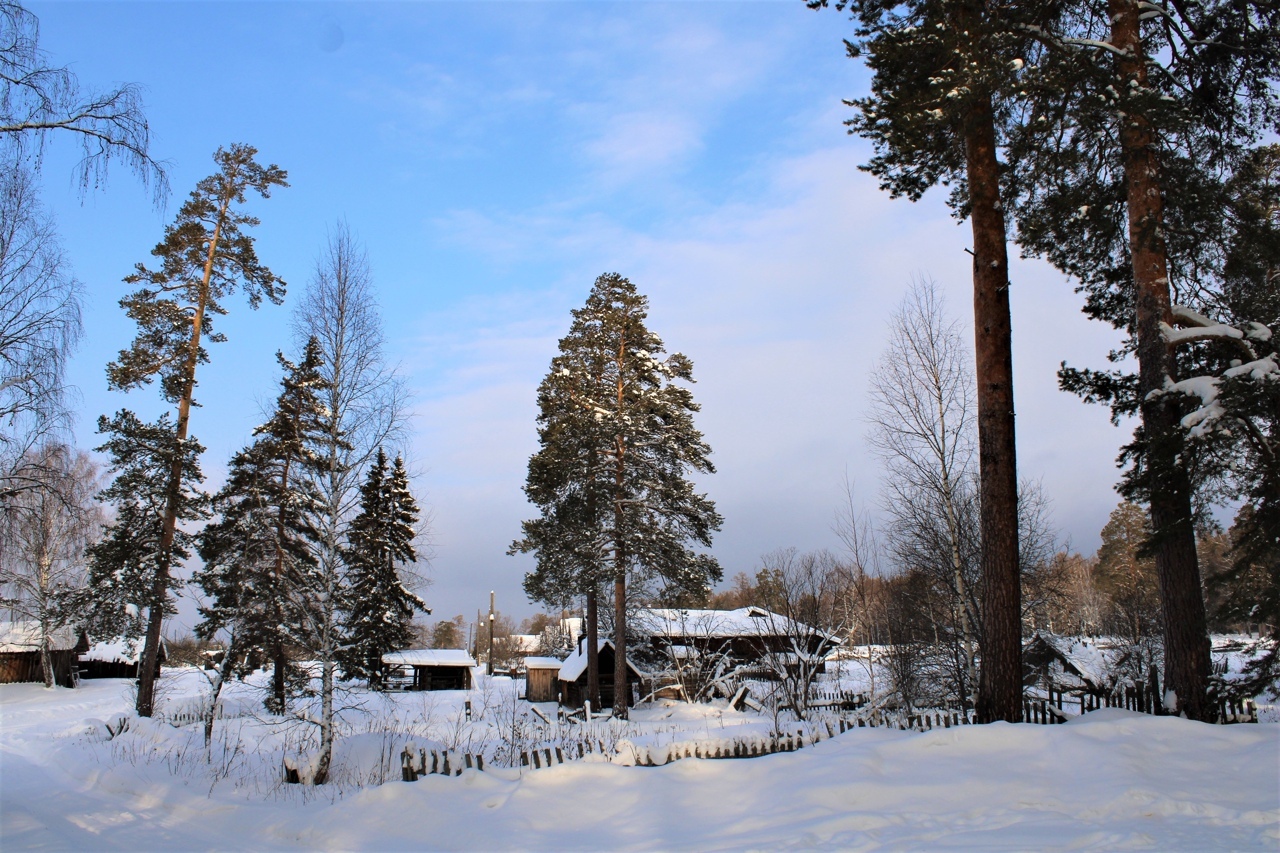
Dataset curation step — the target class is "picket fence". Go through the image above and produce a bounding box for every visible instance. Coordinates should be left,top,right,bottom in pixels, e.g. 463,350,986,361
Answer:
1059,683,1257,724
398,710,981,783
401,724,837,781
158,703,230,727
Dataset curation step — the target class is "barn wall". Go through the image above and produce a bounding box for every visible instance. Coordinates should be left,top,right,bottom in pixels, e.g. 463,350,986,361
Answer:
526,668,559,702
0,650,77,686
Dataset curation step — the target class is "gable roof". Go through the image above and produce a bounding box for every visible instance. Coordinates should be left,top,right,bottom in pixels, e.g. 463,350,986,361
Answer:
382,649,476,668
558,638,645,681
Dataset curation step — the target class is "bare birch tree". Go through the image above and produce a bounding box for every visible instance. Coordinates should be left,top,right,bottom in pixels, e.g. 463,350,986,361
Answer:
867,278,981,709
0,1,167,201
752,548,849,720
0,163,81,510
290,222,411,784
0,444,101,686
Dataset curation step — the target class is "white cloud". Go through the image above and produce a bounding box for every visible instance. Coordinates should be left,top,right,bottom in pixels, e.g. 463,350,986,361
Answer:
409,144,1131,619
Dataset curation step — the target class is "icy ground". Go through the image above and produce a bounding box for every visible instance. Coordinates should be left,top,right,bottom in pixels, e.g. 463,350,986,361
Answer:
1,673,1277,851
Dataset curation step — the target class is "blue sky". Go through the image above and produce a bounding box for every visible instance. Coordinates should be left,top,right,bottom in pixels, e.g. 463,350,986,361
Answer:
31,1,1129,632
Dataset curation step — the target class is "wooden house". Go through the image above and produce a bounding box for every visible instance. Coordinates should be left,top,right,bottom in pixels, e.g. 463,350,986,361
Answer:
0,622,89,687
79,637,167,680
632,607,840,677
557,639,645,710
381,649,476,691
523,656,562,703
1022,632,1128,694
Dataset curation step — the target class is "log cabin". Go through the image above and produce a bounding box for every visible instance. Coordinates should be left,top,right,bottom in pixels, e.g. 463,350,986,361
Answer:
381,649,476,691
557,639,644,710
0,621,89,687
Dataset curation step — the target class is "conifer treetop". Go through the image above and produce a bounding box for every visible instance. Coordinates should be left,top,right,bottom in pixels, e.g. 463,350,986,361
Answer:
516,272,722,607
107,144,288,403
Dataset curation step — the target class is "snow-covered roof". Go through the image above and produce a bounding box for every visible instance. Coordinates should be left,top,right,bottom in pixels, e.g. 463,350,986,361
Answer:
523,656,563,670
1025,633,1127,690
633,607,836,642
557,638,645,681
0,621,83,653
82,638,142,664
509,634,541,653
79,635,165,664
382,649,476,668
561,617,584,642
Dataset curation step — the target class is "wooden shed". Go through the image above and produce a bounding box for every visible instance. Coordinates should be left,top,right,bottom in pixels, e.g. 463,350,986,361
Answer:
381,649,476,691
523,656,562,703
0,622,89,687
80,637,166,680
557,639,645,710
1022,632,1128,694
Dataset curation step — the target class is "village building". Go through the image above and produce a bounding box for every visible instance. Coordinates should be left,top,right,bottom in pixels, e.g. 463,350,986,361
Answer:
0,622,89,687
1022,632,1130,695
381,649,476,691
557,639,645,710
631,607,840,676
79,637,167,680
523,656,562,703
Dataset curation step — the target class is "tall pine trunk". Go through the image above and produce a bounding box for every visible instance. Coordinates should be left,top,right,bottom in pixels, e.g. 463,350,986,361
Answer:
586,587,600,710
611,337,630,720
964,86,1022,725
1110,0,1210,720
613,567,628,718
136,191,232,718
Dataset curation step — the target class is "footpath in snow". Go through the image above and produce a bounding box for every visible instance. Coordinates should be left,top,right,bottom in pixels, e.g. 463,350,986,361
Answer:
0,679,1277,851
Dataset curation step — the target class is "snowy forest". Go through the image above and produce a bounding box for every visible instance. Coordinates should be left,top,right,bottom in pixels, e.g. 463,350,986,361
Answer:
0,0,1277,849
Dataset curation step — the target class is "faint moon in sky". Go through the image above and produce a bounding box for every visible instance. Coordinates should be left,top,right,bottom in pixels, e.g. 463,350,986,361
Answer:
318,21,344,53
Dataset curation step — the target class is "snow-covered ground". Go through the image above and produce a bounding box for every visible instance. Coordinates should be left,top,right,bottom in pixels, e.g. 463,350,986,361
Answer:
1,670,1277,850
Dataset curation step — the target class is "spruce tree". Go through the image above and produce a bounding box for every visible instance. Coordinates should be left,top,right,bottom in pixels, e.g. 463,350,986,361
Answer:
812,0,1058,722
82,411,207,651
513,273,722,719
342,449,426,689
108,143,287,717
194,339,328,716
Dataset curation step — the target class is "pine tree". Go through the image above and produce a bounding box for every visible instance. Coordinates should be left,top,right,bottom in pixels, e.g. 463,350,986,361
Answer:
107,143,287,717
513,273,722,719
342,449,426,689
82,411,207,652
811,0,1059,722
194,339,328,716
1006,0,1280,719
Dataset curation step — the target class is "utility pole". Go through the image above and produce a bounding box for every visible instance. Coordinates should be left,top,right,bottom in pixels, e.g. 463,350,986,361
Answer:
487,590,495,676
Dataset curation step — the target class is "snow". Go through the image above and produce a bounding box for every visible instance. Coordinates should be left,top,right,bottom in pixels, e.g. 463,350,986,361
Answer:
1,673,1276,850
80,638,143,664
0,621,81,653
633,606,831,641
557,639,645,681
523,656,562,670
381,649,476,667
